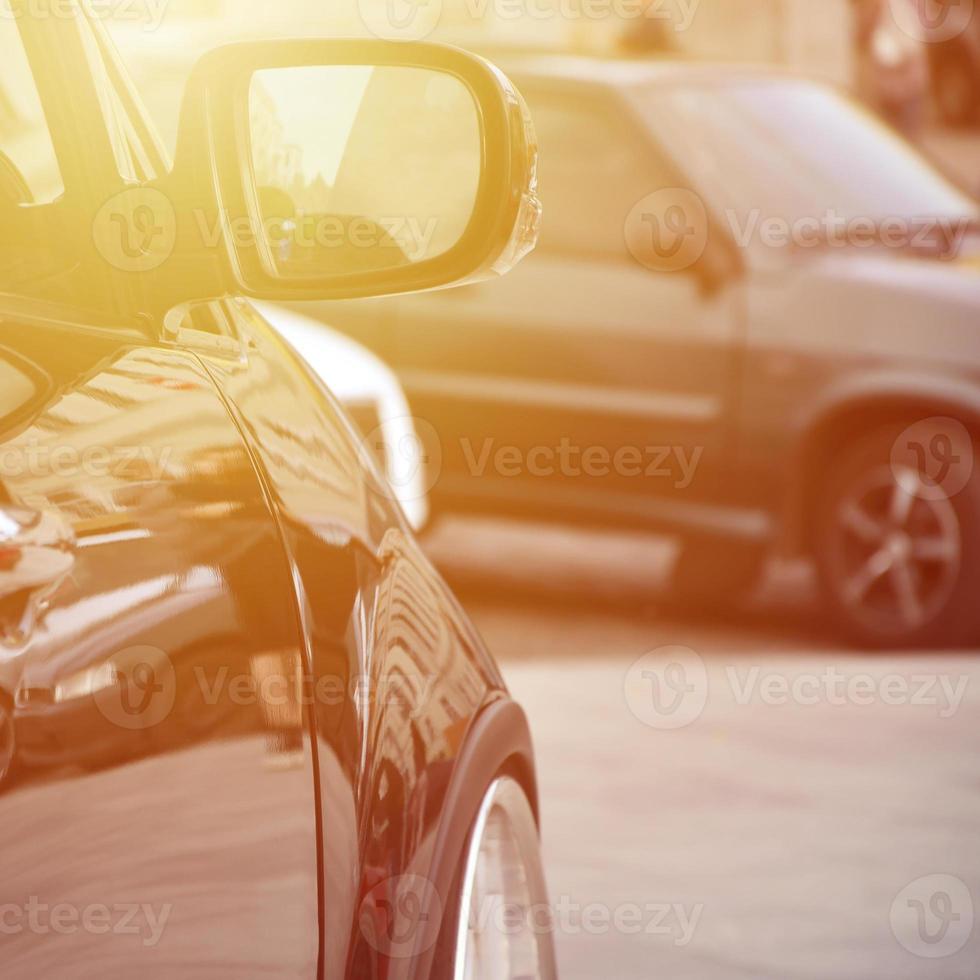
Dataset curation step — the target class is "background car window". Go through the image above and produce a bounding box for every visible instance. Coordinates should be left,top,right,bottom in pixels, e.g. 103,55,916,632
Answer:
527,92,672,260
0,15,63,204
640,79,978,227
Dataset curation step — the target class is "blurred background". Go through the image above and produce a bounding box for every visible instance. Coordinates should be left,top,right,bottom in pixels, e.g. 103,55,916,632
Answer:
105,1,980,977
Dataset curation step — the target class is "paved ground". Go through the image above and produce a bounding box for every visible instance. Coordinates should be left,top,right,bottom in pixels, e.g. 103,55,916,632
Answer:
426,518,980,980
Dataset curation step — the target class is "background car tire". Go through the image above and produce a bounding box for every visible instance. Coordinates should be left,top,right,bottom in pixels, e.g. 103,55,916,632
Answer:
0,694,16,791
932,46,979,127
670,536,767,611
814,423,980,648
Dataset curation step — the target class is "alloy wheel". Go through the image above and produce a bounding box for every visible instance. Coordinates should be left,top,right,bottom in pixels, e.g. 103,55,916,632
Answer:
828,464,961,638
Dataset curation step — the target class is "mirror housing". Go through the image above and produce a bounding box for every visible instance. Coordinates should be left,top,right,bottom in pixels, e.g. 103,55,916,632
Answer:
154,40,540,306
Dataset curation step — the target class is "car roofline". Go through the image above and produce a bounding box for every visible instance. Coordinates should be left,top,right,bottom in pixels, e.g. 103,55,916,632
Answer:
494,53,836,93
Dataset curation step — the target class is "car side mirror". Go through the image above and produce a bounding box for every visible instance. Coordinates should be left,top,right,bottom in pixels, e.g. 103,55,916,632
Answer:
156,40,540,306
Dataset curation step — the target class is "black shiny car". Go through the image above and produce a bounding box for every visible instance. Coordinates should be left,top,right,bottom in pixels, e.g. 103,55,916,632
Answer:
0,4,553,978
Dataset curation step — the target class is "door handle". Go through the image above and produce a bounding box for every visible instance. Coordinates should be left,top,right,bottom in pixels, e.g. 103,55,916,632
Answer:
0,506,75,642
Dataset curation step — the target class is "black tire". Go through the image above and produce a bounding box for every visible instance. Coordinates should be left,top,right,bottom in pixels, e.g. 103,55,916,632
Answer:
671,536,767,610
933,46,979,127
430,776,556,980
814,423,980,648
0,694,16,791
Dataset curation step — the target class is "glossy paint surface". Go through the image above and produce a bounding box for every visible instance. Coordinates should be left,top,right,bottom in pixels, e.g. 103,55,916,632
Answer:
0,299,503,978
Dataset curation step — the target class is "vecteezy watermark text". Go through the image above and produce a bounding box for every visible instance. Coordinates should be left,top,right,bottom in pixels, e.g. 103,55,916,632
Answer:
196,209,441,264
192,665,434,720
0,898,172,948
0,442,173,481
461,438,703,488
87,645,435,731
357,0,702,41
626,647,971,730
481,895,703,943
0,0,170,31
726,209,972,258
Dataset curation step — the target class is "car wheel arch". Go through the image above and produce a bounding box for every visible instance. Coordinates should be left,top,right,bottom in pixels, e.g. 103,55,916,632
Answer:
412,697,540,978
785,383,980,556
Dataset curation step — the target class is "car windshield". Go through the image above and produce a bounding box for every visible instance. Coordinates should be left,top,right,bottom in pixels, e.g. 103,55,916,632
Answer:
637,78,978,230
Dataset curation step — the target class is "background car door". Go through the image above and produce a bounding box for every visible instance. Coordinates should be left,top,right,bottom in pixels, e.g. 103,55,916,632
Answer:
385,82,742,525
0,303,320,979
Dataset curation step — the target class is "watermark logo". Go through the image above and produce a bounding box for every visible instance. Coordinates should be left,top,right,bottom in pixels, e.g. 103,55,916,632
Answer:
0,0,169,31
358,0,444,39
890,417,974,502
197,209,442,265
358,0,702,31
891,874,974,958
359,416,442,505
625,189,709,274
625,653,968,728
625,646,708,730
93,645,176,731
888,0,975,43
0,898,172,948
725,209,971,258
0,441,173,482
726,666,968,718
471,894,703,943
461,438,703,487
359,874,443,959
93,188,176,273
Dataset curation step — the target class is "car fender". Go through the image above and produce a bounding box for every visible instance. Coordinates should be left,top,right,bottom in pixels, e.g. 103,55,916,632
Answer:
782,367,980,552
413,697,539,978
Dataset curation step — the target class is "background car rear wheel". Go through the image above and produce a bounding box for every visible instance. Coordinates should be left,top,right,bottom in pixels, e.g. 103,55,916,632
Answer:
814,424,980,647
451,777,557,980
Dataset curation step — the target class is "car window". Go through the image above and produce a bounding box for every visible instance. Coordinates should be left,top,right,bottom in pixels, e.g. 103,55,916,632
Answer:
639,79,978,226
0,13,63,204
525,89,674,260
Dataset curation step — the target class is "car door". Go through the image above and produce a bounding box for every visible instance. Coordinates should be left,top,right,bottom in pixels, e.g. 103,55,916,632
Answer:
386,80,741,525
215,297,501,979
0,300,321,979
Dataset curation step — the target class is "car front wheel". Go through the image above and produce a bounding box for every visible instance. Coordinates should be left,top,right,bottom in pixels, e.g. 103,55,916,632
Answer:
814,424,980,647
450,777,557,980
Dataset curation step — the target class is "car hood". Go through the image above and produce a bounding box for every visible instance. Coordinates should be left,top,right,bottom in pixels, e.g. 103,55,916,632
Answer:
747,244,980,367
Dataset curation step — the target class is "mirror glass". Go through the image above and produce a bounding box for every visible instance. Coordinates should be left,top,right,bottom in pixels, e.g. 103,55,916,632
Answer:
249,65,481,278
